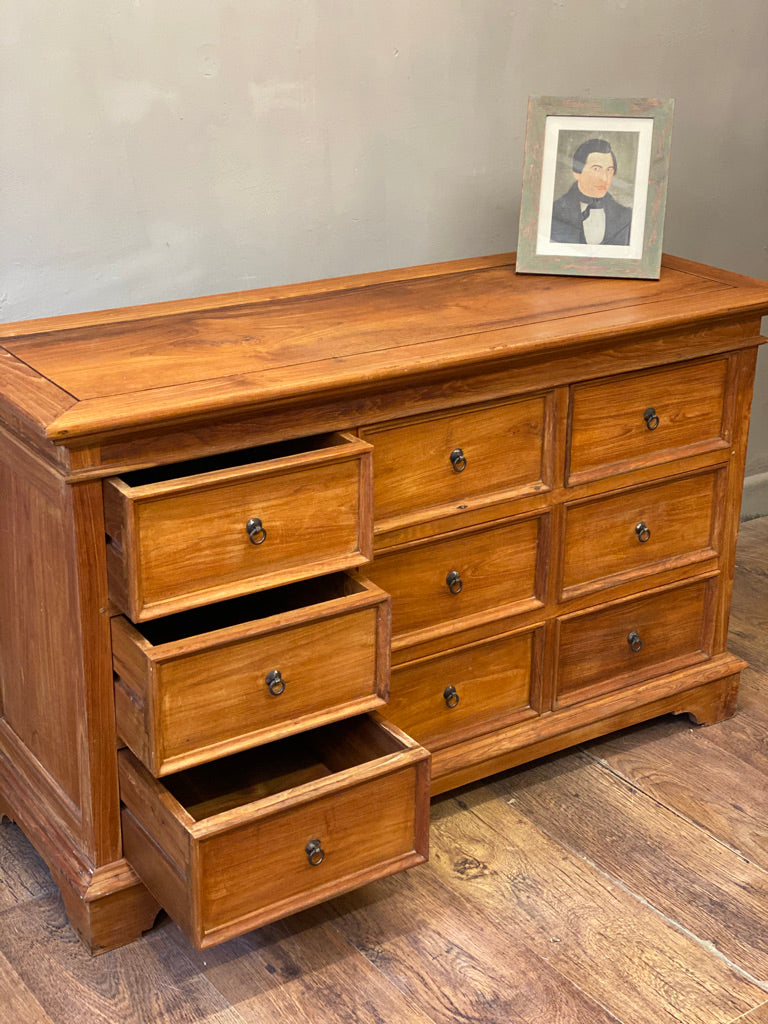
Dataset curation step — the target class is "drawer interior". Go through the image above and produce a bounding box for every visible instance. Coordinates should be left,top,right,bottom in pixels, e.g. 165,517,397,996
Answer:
131,572,367,647
159,716,408,823
117,433,341,488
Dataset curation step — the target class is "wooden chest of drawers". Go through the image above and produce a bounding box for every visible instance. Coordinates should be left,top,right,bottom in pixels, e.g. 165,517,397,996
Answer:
0,253,766,952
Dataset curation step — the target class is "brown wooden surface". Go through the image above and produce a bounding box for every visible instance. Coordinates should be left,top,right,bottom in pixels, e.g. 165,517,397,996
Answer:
554,574,713,704
1,254,765,960
118,719,429,948
360,392,547,528
386,626,537,747
559,466,722,597
0,514,766,1022
567,354,729,483
113,576,389,776
1,254,766,453
105,435,373,620
366,512,543,644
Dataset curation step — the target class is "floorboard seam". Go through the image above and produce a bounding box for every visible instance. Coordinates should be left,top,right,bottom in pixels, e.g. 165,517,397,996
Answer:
320,911,444,1024
579,744,768,871
727,999,768,1023
498,801,768,996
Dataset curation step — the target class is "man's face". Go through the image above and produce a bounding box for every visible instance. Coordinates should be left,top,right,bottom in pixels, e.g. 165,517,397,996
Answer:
573,152,615,198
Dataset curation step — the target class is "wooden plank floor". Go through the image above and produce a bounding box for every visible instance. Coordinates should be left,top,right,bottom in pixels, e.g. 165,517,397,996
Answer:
1,516,767,1024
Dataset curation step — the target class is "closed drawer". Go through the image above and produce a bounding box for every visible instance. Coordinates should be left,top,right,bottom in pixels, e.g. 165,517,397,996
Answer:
555,576,714,707
385,627,540,749
560,469,722,599
104,432,373,621
366,515,545,645
113,574,390,777
119,717,429,950
568,358,728,483
360,394,548,528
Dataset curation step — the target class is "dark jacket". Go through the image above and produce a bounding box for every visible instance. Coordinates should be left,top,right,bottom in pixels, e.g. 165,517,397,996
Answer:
550,183,632,245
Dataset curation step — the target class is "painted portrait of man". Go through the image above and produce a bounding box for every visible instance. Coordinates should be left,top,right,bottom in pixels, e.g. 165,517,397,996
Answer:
550,137,632,246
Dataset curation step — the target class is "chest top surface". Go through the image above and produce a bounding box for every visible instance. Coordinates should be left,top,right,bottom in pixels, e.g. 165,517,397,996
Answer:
0,253,767,448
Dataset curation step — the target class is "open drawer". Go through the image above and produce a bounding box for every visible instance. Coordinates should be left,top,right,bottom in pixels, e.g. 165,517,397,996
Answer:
113,573,391,776
119,716,430,949
104,432,373,621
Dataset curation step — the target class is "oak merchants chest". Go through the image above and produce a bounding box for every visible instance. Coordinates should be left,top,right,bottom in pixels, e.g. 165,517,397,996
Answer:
0,253,766,951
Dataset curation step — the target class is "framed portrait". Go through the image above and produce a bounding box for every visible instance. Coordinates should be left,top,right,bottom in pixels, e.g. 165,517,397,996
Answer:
516,96,674,279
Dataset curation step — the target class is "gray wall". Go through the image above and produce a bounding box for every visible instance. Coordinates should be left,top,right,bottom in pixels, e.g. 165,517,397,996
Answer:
2,1,767,505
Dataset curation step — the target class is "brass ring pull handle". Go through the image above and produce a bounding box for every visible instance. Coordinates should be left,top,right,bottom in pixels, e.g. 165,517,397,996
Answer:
446,570,463,595
443,685,460,708
246,517,267,545
635,521,651,543
265,669,285,696
627,630,643,653
305,839,325,866
643,407,660,431
449,448,467,473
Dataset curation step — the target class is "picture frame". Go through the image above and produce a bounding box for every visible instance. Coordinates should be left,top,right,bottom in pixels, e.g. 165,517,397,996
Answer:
516,96,674,279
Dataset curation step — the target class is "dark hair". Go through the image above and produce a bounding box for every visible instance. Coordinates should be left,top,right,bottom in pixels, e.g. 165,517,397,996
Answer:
572,138,617,175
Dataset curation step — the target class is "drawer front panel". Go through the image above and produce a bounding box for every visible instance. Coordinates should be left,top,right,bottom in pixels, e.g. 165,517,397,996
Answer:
555,577,712,706
158,608,381,769
367,516,543,642
560,470,720,597
105,435,372,619
113,576,390,775
361,395,547,524
387,629,536,748
118,718,429,948
568,358,728,482
197,765,418,935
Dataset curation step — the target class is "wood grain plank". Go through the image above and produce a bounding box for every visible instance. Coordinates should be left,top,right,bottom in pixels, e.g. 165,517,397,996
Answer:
584,714,768,869
0,947,56,1024
734,516,768,575
730,1002,768,1023
486,748,768,979
0,253,517,340
0,823,58,911
428,788,765,1024
2,262,722,399
326,865,623,1024
0,254,760,447
0,897,245,1024
729,571,768,673
729,535,768,673
164,911,440,1024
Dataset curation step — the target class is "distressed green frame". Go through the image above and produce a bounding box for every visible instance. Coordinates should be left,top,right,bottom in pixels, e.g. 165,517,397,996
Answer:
516,96,674,279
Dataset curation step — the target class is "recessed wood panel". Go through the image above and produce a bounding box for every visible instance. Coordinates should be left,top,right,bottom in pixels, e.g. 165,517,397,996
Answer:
560,470,721,599
367,515,544,644
568,357,729,483
555,577,713,706
361,394,547,526
387,628,538,748
0,437,84,810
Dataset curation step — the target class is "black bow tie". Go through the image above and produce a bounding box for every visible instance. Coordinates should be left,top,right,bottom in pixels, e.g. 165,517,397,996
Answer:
580,195,605,219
